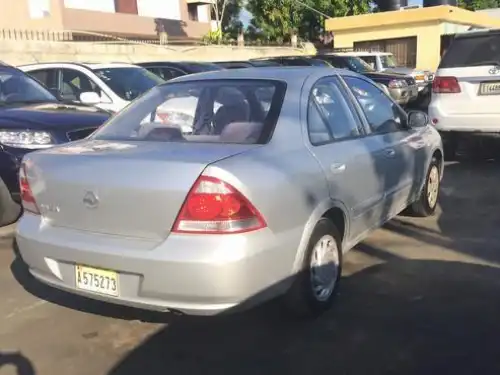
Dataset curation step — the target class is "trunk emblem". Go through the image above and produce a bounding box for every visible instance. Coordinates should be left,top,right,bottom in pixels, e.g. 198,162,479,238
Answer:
489,66,500,75
83,191,99,209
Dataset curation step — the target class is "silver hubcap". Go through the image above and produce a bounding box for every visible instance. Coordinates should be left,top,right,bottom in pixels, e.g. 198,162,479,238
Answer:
310,234,339,302
427,165,440,208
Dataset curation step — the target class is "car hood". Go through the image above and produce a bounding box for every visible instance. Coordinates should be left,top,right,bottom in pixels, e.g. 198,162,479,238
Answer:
384,67,433,75
0,102,111,130
362,71,408,82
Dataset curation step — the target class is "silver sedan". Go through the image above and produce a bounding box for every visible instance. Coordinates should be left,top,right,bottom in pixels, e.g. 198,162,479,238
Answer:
16,67,443,317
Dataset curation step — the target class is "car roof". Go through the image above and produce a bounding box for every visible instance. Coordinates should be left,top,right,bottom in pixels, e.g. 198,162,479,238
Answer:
332,51,392,56
169,66,356,84
453,27,500,39
18,62,140,70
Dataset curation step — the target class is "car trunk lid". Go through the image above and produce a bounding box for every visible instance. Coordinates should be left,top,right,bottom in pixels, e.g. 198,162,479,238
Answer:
24,140,258,242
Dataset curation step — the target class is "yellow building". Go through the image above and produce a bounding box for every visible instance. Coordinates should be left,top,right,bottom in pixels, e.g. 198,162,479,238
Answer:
325,5,500,71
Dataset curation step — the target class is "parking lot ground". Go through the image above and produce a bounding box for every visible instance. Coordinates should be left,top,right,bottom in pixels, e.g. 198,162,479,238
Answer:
2,160,500,375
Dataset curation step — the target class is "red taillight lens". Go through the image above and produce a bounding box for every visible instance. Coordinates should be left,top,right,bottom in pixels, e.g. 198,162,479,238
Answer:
19,162,40,215
172,175,266,234
432,76,461,94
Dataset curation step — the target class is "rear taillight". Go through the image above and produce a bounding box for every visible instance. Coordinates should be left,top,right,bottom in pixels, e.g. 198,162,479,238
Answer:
19,162,39,215
172,175,266,234
432,76,461,94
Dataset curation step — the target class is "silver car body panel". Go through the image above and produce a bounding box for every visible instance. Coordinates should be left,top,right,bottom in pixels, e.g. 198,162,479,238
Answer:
16,67,443,315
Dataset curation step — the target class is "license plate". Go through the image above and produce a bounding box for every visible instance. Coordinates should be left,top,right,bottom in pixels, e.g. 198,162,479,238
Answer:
479,81,500,95
75,265,119,296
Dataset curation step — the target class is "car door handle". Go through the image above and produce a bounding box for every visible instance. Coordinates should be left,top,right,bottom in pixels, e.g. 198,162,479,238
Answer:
330,163,346,173
384,149,396,158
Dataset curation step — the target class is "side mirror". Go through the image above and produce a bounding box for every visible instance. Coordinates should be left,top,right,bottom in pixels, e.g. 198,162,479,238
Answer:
407,110,429,128
79,91,101,105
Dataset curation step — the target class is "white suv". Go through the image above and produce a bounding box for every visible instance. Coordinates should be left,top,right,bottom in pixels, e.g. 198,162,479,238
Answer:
18,62,165,113
429,29,500,157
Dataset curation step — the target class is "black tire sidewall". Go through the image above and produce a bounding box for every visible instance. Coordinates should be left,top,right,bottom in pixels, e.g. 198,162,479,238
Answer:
0,177,20,226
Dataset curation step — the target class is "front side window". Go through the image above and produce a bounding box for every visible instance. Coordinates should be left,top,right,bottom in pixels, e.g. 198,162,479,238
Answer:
307,77,364,145
61,69,101,101
92,79,286,144
360,56,377,70
344,76,406,134
93,67,165,101
0,69,57,105
380,55,397,69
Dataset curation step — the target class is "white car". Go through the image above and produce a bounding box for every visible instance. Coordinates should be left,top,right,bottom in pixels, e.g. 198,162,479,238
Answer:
18,62,165,113
428,29,500,158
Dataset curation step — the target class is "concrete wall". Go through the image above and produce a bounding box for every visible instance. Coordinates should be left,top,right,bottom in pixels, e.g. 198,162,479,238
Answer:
0,40,314,66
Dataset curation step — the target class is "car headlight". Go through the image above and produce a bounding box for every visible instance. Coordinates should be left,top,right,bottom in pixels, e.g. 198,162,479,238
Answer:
0,130,54,149
388,79,408,89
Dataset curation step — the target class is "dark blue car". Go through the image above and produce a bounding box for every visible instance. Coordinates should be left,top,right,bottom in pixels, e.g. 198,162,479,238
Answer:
0,63,111,226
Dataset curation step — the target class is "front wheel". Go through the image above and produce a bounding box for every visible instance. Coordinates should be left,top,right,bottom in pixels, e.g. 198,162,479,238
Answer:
283,218,342,318
0,177,21,227
408,158,440,217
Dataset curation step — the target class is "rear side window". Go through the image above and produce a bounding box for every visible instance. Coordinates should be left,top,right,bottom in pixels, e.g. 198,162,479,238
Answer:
440,33,500,69
92,79,286,144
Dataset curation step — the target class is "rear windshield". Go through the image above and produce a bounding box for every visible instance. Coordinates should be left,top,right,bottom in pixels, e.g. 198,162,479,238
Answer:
440,33,500,69
92,79,286,144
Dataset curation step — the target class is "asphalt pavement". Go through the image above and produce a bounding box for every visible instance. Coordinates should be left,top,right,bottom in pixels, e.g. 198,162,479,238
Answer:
1,160,500,375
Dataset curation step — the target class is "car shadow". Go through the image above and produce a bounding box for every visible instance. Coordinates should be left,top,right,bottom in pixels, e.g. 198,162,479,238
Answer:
0,352,36,375
385,160,500,264
101,244,500,375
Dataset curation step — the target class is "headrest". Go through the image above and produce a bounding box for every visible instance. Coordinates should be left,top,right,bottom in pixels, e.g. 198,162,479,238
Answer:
219,122,263,143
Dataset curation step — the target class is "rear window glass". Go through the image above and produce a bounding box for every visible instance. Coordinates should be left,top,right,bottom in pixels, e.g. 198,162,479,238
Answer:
440,33,500,69
92,79,286,144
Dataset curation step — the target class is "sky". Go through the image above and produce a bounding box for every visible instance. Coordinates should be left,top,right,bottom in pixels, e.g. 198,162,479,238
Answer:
239,0,424,27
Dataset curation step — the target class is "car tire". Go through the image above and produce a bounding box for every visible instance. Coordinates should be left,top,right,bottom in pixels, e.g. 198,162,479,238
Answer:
408,158,440,217
0,177,21,227
283,218,342,318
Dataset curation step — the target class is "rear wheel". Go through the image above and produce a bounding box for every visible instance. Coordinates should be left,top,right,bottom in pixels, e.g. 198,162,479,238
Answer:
408,158,440,217
283,218,342,318
0,178,20,227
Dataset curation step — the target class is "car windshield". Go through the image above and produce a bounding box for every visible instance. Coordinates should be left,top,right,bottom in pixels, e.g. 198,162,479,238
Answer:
380,55,397,69
93,67,165,101
439,33,500,68
92,79,286,144
0,69,57,105
343,56,375,73
321,56,374,73
187,63,224,73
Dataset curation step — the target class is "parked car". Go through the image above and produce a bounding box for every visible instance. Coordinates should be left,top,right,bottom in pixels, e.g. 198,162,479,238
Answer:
0,63,111,226
16,67,443,318
339,51,433,106
214,60,282,69
137,61,223,81
18,62,165,113
429,28,500,158
251,56,334,67
314,54,420,106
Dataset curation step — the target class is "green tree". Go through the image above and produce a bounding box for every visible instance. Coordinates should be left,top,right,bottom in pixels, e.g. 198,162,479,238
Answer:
245,0,370,43
209,0,243,42
457,0,499,10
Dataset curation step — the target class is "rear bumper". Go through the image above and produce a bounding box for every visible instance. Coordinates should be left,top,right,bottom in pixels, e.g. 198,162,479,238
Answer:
429,102,500,133
16,214,298,316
